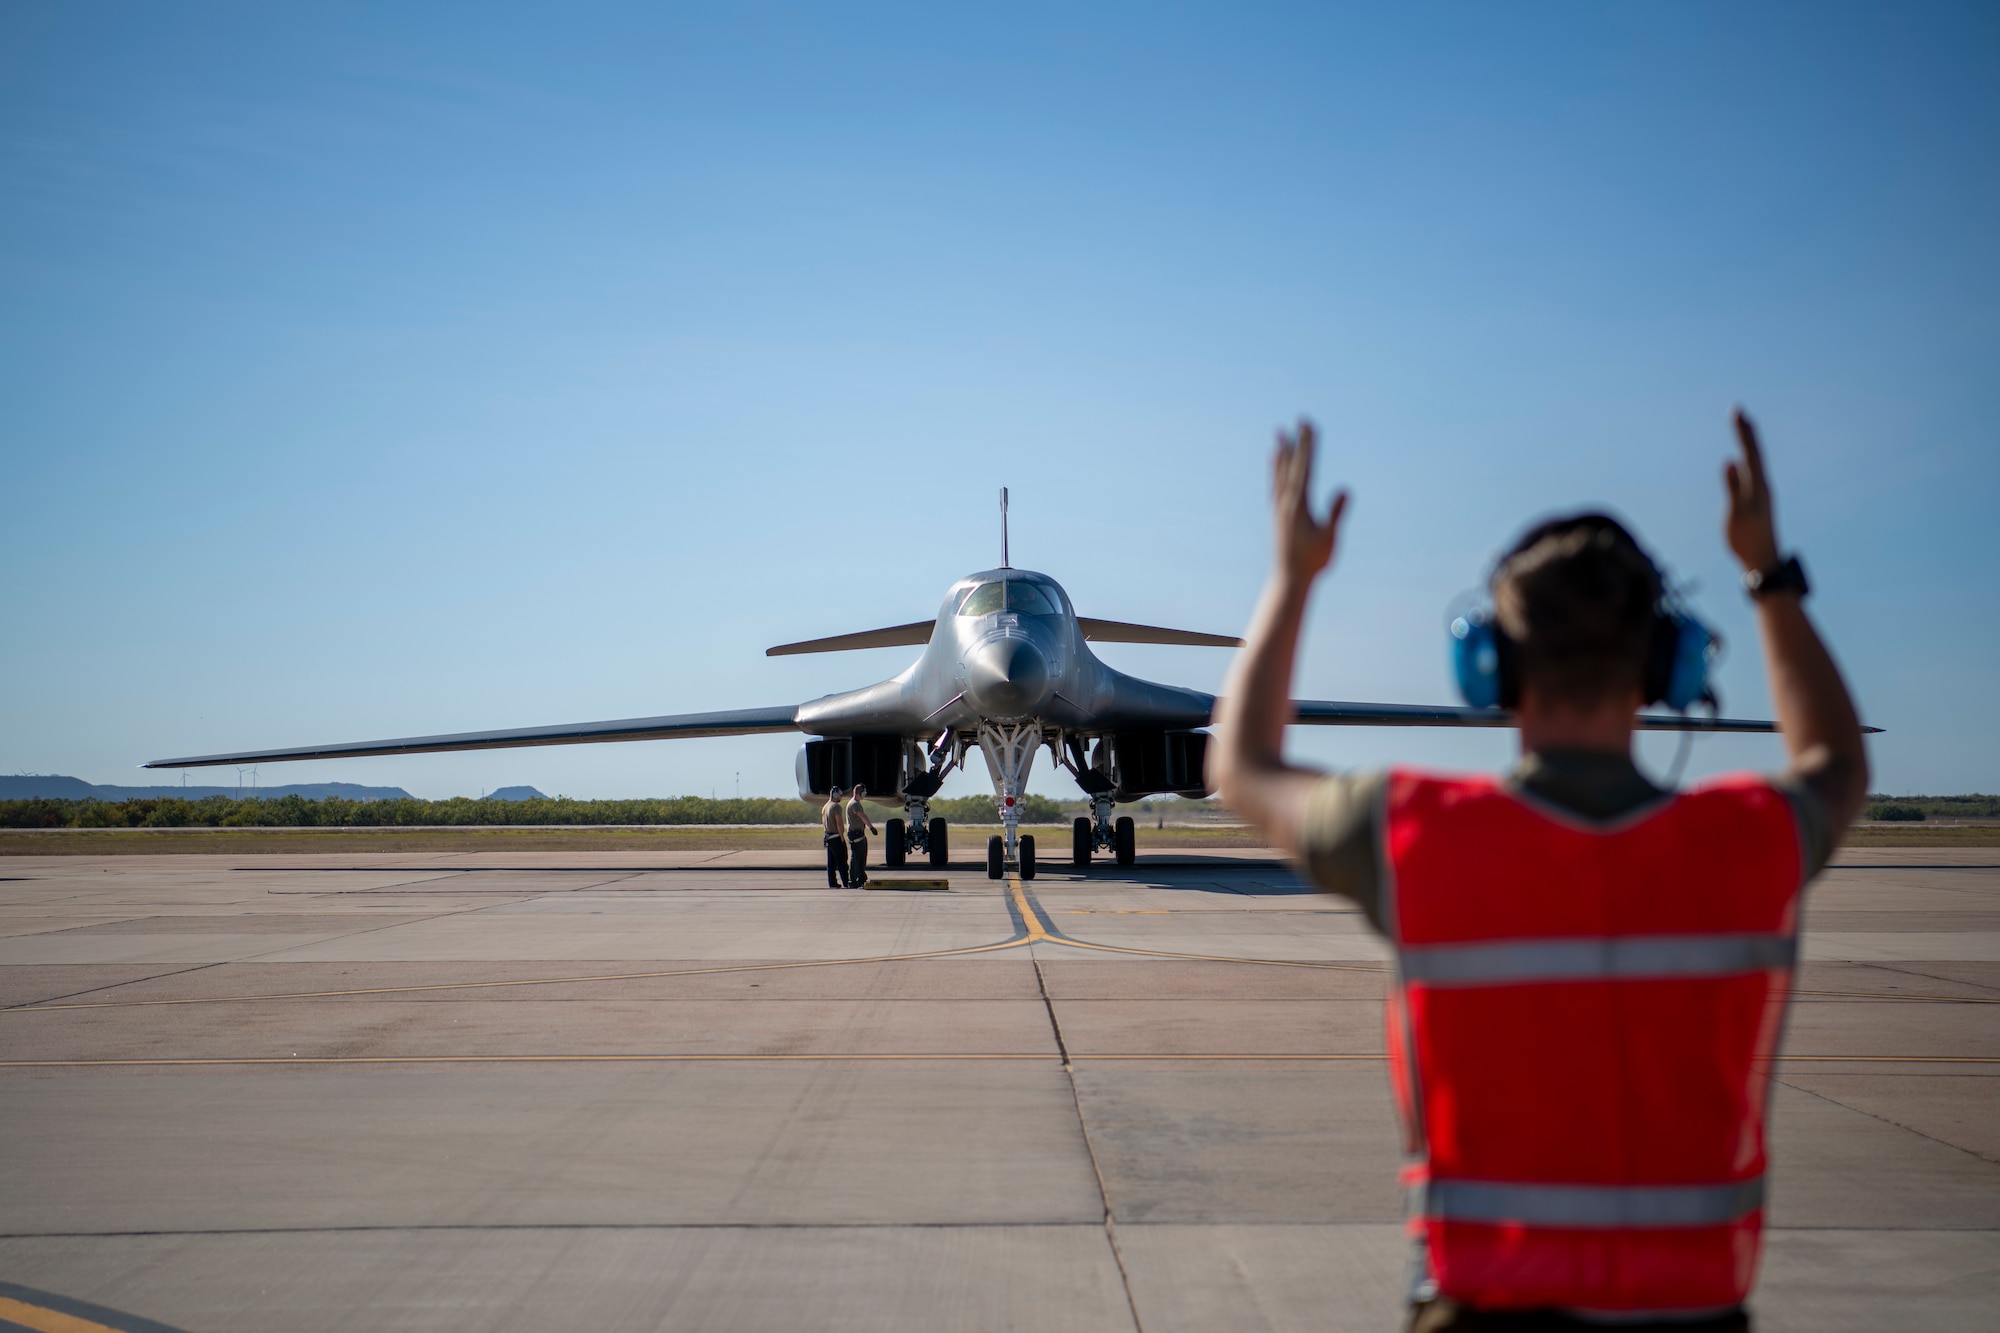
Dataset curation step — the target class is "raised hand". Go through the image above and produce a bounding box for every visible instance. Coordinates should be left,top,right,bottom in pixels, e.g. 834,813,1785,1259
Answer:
1724,408,1781,573
1273,418,1350,587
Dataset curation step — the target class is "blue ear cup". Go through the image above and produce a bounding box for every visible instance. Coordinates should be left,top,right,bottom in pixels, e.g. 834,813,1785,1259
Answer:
1450,612,1503,709
1660,610,1719,711
1455,605,1717,711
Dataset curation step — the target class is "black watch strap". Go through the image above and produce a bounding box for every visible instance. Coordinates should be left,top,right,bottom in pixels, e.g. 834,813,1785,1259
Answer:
1745,554,1810,600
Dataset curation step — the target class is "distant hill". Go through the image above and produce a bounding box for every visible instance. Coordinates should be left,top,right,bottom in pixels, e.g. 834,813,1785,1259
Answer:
486,786,548,802
0,775,414,802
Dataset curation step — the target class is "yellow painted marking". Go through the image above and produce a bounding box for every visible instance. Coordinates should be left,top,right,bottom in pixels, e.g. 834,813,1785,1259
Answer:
1047,934,1388,971
1767,1055,2000,1063
2,1053,1985,1070
1018,878,1385,972
0,1053,1395,1067
1008,874,1054,943
0,1054,1055,1067
1796,988,2000,1004
1074,1053,1385,1060
0,1294,129,1333
27,877,1983,1018
6,940,1031,1013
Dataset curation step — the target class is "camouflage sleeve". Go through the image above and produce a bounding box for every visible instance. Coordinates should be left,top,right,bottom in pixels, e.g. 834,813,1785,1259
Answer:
1298,770,1390,931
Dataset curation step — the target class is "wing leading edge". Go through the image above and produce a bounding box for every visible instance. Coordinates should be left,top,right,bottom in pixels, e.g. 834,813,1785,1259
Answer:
765,617,1242,656
1078,618,1242,648
143,705,804,769
766,622,934,657
142,697,1868,770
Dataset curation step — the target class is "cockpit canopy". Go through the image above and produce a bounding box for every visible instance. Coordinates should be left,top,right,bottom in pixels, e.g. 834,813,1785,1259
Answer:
955,578,1065,618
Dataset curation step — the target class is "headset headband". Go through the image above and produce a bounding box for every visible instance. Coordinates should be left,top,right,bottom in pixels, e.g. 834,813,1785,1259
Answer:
1492,512,1663,605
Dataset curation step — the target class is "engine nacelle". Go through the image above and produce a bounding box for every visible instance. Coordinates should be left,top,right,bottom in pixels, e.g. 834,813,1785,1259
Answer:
795,736,917,800
1109,729,1211,801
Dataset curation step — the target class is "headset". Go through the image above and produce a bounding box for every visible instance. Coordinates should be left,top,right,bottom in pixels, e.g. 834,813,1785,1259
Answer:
1449,514,1719,713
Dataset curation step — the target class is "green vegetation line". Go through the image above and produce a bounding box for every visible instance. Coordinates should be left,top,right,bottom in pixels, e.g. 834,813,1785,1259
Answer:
0,792,1078,830
1861,794,2000,823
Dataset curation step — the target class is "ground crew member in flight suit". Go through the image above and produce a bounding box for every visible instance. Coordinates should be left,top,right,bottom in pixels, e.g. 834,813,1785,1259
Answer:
845,783,880,888
1213,411,1867,1332
822,785,849,889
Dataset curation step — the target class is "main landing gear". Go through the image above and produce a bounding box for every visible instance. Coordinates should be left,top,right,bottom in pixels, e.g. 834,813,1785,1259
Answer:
1066,786,1135,869
887,813,952,870
890,736,957,870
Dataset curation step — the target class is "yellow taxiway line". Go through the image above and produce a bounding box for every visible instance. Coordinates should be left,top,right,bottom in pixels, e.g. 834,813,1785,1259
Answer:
0,1294,131,1333
1,1053,1990,1070
4,940,1029,1013
4,877,1990,1015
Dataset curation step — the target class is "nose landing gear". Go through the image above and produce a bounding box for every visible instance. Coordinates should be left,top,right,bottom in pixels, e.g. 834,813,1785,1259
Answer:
976,720,1043,876
987,833,1037,880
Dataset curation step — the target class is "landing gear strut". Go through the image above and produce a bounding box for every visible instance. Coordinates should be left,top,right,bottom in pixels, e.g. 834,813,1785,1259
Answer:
1058,735,1128,868
977,720,1042,875
900,797,952,869
1092,792,1118,855
898,734,958,869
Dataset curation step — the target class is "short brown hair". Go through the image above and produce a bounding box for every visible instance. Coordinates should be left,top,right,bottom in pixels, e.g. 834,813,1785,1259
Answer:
1492,514,1662,709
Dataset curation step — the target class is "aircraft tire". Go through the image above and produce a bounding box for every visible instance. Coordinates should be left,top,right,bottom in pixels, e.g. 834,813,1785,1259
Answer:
1072,817,1092,867
1115,815,1136,866
884,819,905,867
1019,835,1036,880
928,818,949,868
986,836,1005,880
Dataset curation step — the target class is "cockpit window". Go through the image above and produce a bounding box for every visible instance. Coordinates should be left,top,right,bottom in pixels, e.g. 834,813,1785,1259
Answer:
957,582,1007,616
956,580,1063,617
1007,581,1062,615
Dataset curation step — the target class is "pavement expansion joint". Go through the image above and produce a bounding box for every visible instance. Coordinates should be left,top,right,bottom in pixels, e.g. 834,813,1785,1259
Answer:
4,879,1388,1013
3,848,1995,1332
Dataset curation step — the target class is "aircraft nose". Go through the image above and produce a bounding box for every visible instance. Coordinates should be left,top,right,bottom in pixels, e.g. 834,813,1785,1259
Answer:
966,637,1050,717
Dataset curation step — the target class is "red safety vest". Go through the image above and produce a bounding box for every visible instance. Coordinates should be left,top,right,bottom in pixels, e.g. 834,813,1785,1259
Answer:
1382,769,1803,1318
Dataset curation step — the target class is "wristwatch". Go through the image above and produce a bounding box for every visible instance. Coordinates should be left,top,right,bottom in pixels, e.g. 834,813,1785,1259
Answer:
1744,554,1810,600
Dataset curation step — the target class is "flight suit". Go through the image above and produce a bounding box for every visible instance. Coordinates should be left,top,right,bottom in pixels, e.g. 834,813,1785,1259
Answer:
846,797,871,888
822,797,848,888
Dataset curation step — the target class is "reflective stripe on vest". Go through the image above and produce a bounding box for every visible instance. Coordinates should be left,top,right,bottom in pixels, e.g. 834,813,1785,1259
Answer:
1400,932,1796,987
1416,1176,1765,1229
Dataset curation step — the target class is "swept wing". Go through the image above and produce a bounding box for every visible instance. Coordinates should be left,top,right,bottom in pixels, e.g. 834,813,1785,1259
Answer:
1077,618,1241,648
767,617,1239,656
143,705,803,769
767,623,932,656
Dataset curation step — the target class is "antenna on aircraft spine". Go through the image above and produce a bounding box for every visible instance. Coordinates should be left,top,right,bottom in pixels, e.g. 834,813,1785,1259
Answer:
1000,487,1010,568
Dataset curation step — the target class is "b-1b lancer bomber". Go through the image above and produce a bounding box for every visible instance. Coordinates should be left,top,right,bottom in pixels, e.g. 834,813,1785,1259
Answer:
148,495,1774,878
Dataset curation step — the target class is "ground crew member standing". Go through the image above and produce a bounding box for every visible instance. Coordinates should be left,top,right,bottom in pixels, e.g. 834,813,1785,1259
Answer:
821,785,849,889
1213,411,1868,1332
845,783,880,888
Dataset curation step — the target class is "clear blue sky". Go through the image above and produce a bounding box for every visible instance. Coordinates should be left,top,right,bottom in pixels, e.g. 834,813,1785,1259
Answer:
3,2,1994,801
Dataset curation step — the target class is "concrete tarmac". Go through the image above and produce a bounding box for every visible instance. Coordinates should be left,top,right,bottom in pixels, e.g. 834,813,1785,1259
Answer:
0,846,1994,1332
